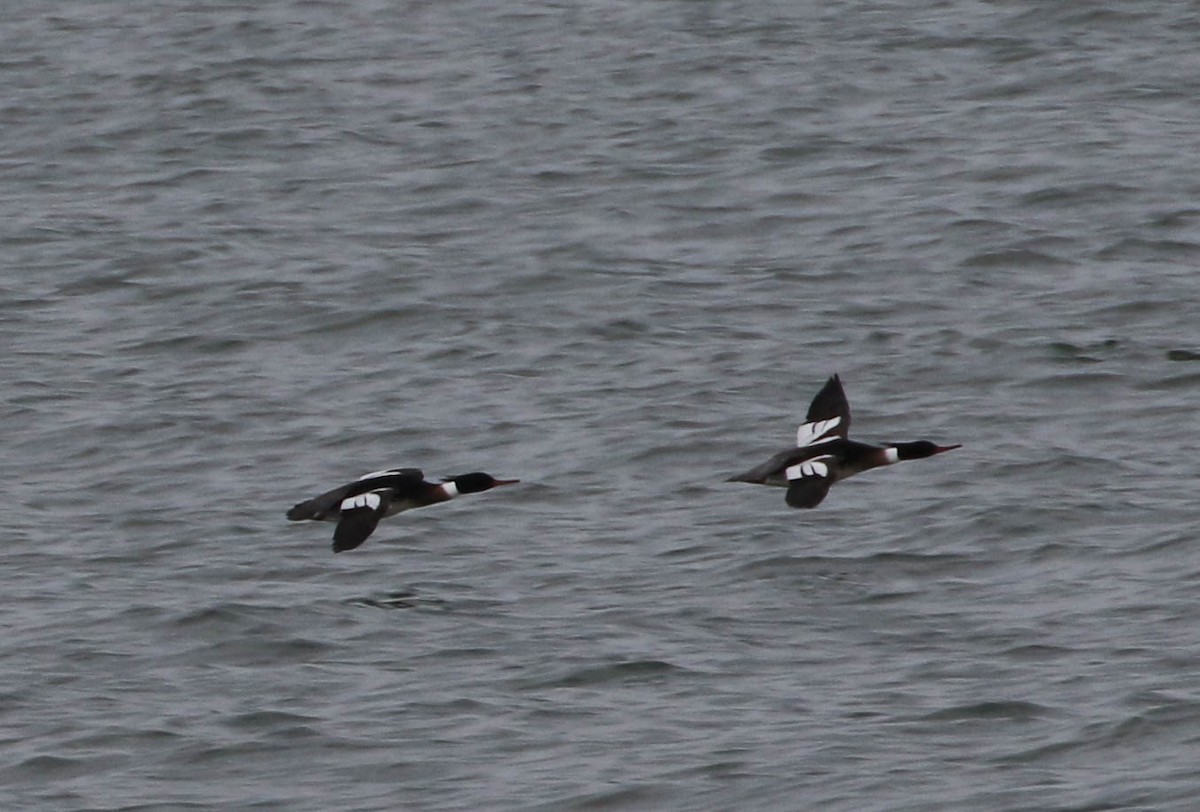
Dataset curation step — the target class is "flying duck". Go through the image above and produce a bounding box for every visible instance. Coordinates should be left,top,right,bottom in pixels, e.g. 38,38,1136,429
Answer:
728,375,959,508
287,468,519,552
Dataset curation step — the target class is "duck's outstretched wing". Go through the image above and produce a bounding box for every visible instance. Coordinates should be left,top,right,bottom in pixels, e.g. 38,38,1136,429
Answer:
783,455,835,508
796,375,850,447
333,490,393,553
288,468,425,522
345,469,426,504
355,468,424,484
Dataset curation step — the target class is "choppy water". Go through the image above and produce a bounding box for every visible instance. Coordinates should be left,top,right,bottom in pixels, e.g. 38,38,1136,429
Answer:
4,2,1200,810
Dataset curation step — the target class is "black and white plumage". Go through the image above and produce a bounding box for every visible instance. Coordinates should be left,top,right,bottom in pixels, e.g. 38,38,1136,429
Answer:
287,468,519,553
728,374,960,508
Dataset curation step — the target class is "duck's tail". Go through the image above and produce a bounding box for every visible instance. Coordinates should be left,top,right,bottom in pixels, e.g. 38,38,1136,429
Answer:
286,499,321,521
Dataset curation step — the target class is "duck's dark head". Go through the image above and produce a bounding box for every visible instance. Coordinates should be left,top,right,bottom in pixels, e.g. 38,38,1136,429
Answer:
451,472,521,494
892,441,962,460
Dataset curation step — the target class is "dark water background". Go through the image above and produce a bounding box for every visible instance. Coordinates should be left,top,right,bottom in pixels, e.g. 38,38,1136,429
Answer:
3,2,1199,809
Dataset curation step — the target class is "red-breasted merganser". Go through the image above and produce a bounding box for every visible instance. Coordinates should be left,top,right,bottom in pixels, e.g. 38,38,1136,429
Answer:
287,468,519,552
728,375,960,508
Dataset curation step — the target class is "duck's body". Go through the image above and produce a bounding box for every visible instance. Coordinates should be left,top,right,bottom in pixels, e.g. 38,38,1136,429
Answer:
287,468,518,552
728,375,959,508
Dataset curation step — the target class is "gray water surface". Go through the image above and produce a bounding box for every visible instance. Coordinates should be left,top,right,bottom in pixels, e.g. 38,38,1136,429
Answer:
3,2,1199,810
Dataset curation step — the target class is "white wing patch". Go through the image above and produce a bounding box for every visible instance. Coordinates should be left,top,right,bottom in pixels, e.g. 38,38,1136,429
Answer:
358,469,400,481
341,492,382,511
796,416,841,448
785,456,832,482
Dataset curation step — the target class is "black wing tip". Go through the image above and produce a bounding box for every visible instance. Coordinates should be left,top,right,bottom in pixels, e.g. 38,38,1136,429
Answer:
332,532,369,553
784,478,832,508
805,374,851,430
332,515,375,552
